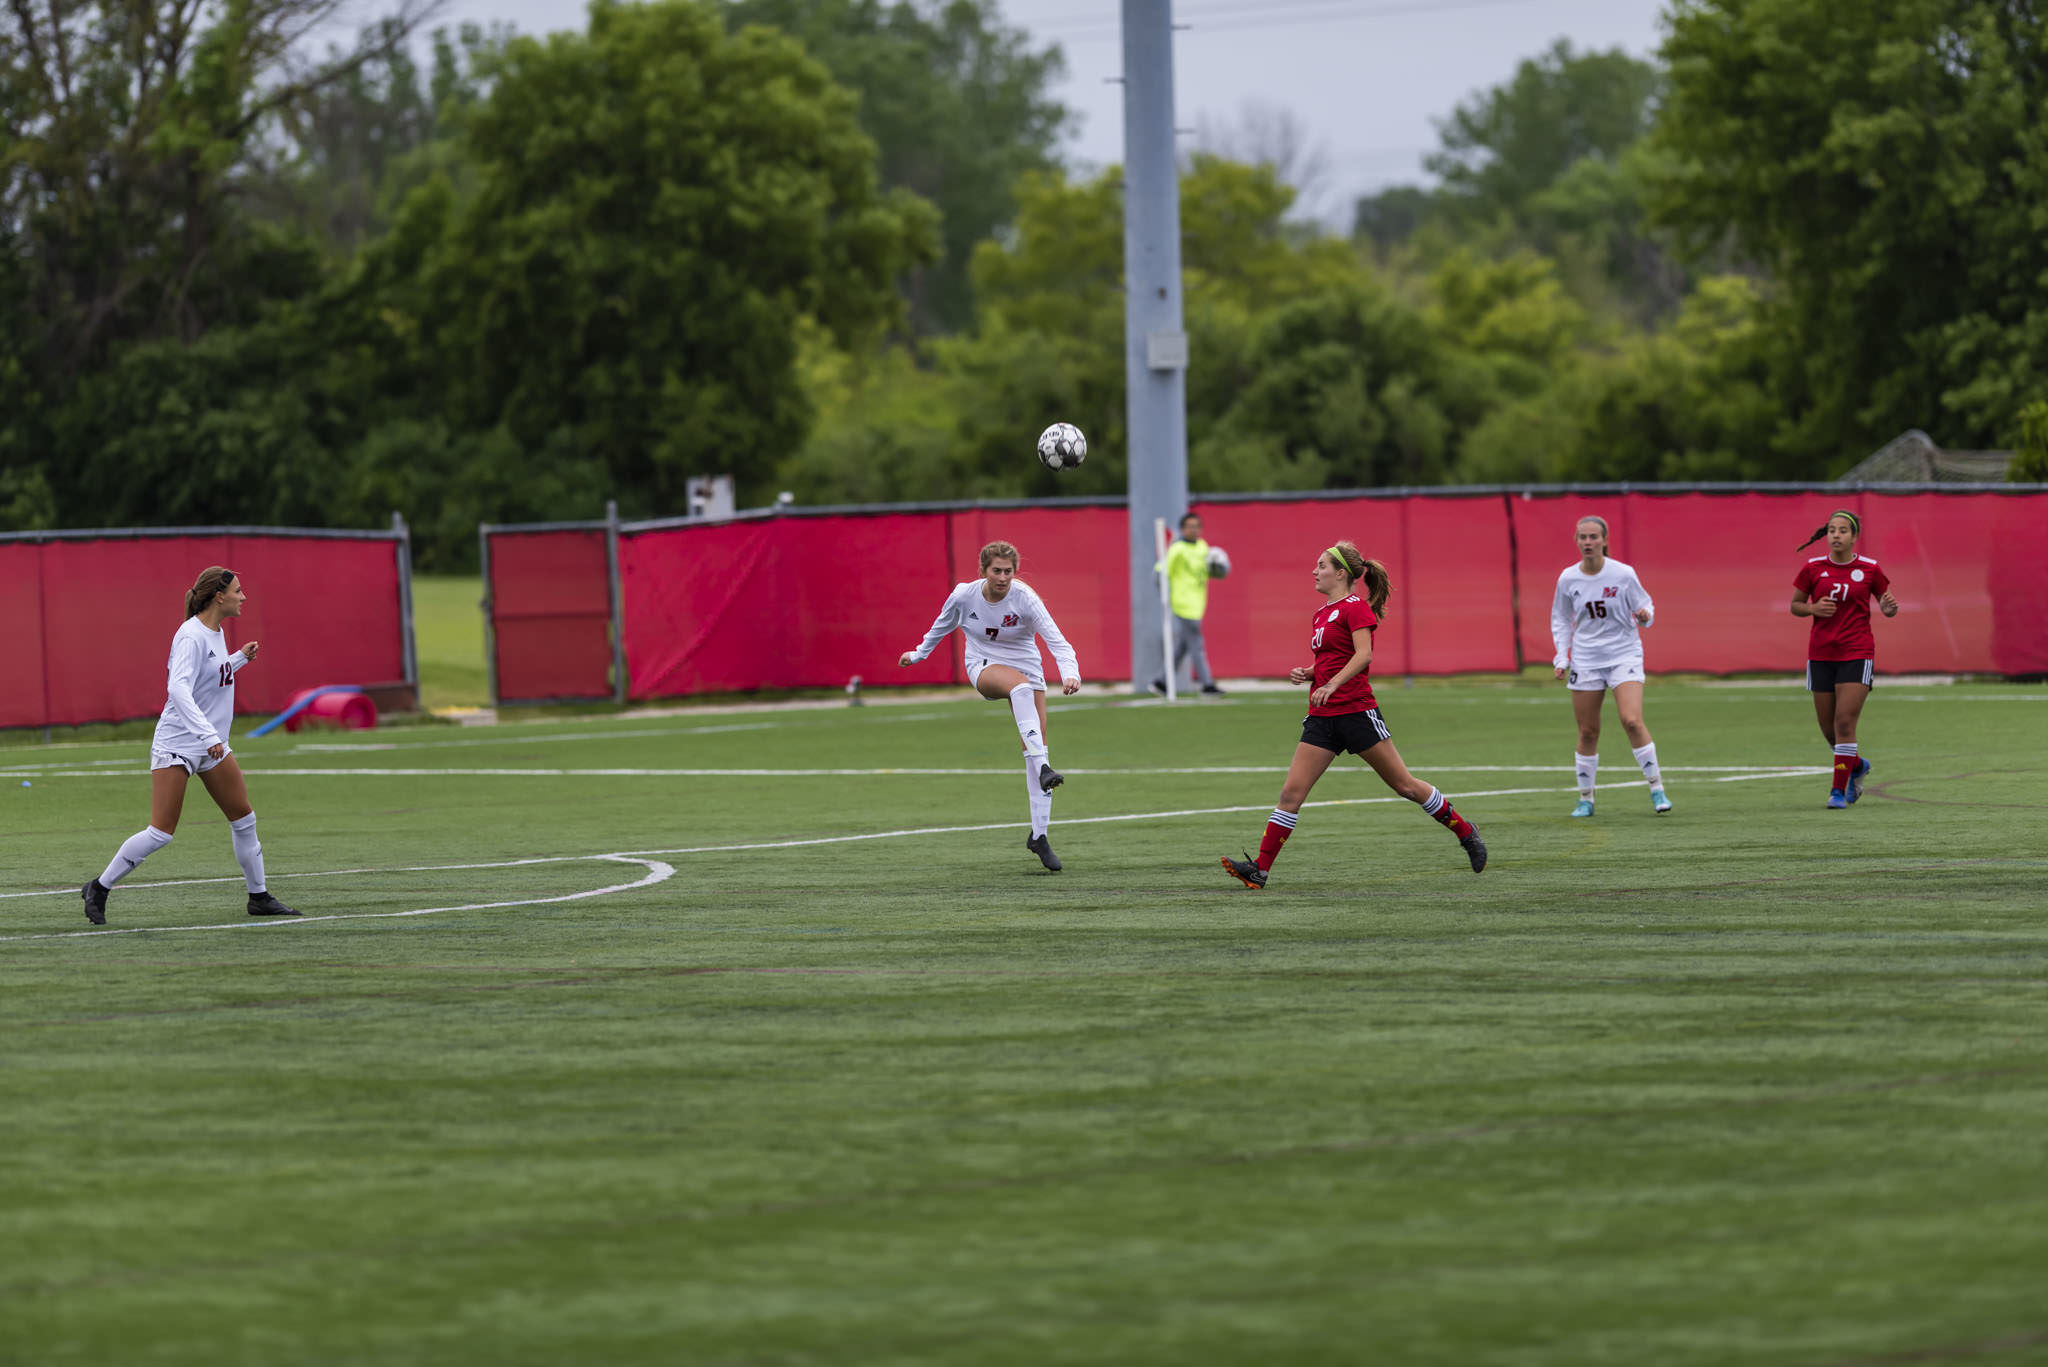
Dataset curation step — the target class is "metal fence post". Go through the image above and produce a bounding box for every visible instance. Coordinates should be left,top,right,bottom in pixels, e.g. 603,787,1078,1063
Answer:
392,512,419,708
606,500,627,705
479,523,499,709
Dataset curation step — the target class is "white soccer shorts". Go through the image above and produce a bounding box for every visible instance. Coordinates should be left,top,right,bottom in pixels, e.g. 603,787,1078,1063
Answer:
1565,659,1646,692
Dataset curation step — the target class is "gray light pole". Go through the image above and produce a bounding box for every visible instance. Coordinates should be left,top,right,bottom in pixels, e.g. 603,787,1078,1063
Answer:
1121,0,1189,691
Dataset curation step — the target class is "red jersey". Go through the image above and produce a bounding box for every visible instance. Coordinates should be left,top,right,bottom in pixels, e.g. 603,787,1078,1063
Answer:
1307,594,1379,716
1793,554,1892,661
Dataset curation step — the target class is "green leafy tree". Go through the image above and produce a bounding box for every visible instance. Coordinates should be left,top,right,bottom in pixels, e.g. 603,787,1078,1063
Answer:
719,0,1069,335
1459,275,1778,483
250,23,508,259
347,0,940,522
1429,39,1663,221
1652,0,2048,466
2011,400,2048,483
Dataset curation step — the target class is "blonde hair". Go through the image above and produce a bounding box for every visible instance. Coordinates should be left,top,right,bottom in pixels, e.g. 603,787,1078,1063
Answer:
185,566,236,618
1325,540,1391,616
979,540,1020,573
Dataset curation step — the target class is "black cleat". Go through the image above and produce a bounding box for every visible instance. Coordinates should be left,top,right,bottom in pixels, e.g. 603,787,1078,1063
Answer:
1147,679,1168,696
247,890,301,917
1460,832,1488,873
1026,833,1062,872
81,879,108,926
1220,852,1267,889
1037,762,1064,794
1199,684,1227,695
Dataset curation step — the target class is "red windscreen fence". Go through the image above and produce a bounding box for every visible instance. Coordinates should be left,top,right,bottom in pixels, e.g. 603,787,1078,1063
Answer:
1,528,414,730
485,528,615,703
481,488,2048,706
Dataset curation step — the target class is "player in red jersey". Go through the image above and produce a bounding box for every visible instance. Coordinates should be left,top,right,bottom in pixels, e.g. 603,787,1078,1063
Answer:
1221,541,1486,888
1791,510,1899,809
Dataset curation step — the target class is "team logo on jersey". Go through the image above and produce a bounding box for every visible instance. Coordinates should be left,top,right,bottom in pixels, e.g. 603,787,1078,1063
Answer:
1850,569,1865,582
1002,614,1019,627
1603,586,1619,597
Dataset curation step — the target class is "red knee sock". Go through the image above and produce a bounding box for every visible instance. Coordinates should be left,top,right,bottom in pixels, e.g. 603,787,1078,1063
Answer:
1422,788,1475,840
1257,809,1297,869
1831,743,1857,792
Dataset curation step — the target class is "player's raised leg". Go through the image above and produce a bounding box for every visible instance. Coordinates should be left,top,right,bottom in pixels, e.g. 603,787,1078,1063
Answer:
1359,741,1487,873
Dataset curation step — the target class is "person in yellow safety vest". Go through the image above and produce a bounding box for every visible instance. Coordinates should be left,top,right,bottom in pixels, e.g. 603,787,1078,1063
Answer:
1150,513,1227,696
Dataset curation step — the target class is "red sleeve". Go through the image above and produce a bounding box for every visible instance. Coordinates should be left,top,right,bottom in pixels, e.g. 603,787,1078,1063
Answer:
1792,563,1816,595
1870,563,1891,595
1350,600,1379,633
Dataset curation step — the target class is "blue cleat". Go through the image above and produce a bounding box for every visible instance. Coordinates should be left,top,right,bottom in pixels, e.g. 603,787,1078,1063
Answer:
1569,798,1595,818
1827,790,1848,809
1846,757,1870,804
1650,787,1672,814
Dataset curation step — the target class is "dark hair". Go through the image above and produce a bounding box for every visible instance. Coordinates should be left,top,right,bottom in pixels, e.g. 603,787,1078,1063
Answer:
1326,540,1392,616
1796,509,1860,551
185,567,236,617
1179,512,1201,528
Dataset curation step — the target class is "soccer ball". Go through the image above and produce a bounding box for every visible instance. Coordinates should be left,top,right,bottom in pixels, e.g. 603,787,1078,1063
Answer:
1036,422,1087,472
1206,545,1232,579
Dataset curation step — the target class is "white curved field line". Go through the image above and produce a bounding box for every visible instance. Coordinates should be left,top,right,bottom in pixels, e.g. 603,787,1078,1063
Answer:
0,855,673,943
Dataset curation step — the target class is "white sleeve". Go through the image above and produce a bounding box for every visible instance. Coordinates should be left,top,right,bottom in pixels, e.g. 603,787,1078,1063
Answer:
908,586,965,663
1550,573,1575,670
166,634,220,746
1627,569,1654,628
1030,590,1080,681
228,648,251,674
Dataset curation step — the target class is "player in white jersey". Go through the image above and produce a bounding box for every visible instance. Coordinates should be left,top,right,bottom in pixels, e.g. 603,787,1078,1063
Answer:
1551,516,1671,818
899,539,1081,872
80,566,299,925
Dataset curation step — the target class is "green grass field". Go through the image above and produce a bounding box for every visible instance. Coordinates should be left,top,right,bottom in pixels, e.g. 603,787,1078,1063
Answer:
4,680,2046,1365
412,575,490,711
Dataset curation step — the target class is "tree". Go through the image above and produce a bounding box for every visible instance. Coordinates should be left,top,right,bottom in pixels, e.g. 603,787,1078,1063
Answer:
1,0,442,382
1652,0,2048,466
1194,100,1334,222
247,22,508,259
1428,39,1663,222
347,0,939,520
719,0,1068,335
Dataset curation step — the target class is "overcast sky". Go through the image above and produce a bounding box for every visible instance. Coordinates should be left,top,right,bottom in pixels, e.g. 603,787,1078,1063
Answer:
415,0,1669,219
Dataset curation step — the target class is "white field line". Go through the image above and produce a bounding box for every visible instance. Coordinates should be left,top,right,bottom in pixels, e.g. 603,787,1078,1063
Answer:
0,856,675,942
3,763,1819,779
2,766,1827,928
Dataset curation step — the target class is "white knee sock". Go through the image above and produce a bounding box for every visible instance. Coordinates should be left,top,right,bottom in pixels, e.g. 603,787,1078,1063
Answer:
99,826,173,889
230,812,266,893
1008,683,1047,758
1631,743,1662,786
1025,756,1051,837
1574,753,1598,800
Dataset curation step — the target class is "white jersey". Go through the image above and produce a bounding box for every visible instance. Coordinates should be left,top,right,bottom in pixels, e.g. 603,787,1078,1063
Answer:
1551,557,1655,671
909,579,1079,683
153,616,250,755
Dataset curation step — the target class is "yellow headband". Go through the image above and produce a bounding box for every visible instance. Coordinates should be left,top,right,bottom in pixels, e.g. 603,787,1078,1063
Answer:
1325,545,1347,575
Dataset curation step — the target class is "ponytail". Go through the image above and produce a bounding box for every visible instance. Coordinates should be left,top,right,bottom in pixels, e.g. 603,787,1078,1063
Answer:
1797,509,1860,551
1326,540,1392,616
185,566,235,617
